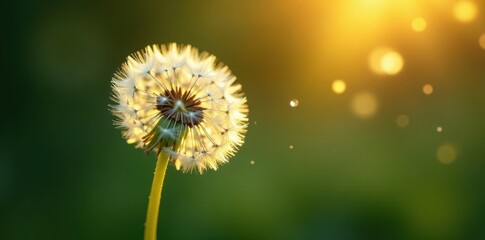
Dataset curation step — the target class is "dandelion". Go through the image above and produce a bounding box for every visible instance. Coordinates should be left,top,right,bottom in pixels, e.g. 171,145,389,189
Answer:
110,43,248,240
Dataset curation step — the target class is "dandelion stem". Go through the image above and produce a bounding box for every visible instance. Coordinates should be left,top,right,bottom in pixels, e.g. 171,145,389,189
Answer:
144,151,169,240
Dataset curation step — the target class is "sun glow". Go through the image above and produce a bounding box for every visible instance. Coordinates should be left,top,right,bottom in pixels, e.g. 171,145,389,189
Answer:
453,1,478,23
412,17,427,32
479,33,485,50
351,92,378,119
423,84,434,95
332,80,347,94
369,47,404,76
317,0,420,62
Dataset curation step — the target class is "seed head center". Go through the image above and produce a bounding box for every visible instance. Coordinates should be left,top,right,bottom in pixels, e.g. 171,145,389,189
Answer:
156,88,204,127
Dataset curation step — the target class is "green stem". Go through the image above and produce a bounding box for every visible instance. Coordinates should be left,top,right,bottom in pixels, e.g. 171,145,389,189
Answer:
144,152,169,240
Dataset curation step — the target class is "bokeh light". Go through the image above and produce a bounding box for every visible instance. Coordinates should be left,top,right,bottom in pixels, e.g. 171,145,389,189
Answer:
332,79,347,94
250,160,255,165
453,0,478,23
437,126,443,133
289,145,294,149
479,33,485,49
437,144,457,164
351,92,378,119
411,17,427,32
396,114,410,128
423,84,434,95
369,47,404,75
289,99,299,107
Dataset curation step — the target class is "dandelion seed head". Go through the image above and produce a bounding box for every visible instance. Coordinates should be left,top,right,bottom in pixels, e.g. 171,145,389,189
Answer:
111,43,248,174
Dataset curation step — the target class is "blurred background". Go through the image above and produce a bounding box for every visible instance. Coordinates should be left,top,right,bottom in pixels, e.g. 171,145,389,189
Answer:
2,0,485,239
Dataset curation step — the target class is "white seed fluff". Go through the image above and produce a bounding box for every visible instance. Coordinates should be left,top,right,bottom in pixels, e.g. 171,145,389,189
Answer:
111,43,248,174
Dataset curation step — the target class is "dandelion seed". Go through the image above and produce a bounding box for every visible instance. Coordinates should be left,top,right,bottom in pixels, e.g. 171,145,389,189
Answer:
110,43,248,240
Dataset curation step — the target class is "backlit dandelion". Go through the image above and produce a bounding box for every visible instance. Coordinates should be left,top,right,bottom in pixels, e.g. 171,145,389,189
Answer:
110,43,248,240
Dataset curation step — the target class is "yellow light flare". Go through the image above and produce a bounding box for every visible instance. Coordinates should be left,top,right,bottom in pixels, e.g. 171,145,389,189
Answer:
289,99,299,107
453,0,478,23
436,126,443,133
396,114,410,128
381,52,404,75
437,144,457,164
317,0,421,66
332,79,347,94
423,84,434,95
411,17,427,32
351,92,378,119
369,47,404,75
479,33,485,49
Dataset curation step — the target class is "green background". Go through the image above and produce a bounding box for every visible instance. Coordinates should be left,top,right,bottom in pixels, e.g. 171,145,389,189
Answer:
2,0,485,239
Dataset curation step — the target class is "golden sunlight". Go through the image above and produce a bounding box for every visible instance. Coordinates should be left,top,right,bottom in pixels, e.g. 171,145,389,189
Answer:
411,17,427,32
453,0,478,23
351,92,378,119
332,79,347,94
369,47,404,75
479,33,485,49
423,84,434,95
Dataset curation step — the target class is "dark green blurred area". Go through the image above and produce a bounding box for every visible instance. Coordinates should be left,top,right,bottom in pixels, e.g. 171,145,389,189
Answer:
2,0,485,239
